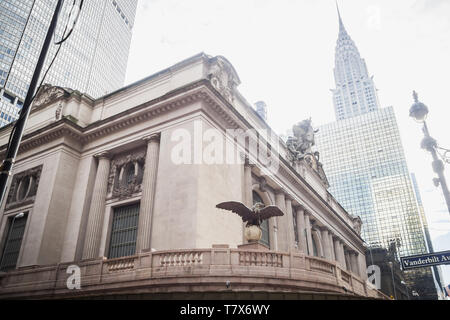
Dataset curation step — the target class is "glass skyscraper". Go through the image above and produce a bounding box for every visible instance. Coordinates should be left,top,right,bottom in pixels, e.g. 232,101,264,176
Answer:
314,7,438,299
0,0,137,127
316,107,427,256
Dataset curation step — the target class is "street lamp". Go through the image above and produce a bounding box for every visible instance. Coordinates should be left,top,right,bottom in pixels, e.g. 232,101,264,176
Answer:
409,91,450,215
388,261,397,300
401,280,410,300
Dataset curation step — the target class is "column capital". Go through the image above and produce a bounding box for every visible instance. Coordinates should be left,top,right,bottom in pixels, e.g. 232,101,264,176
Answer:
143,133,161,143
243,155,256,168
294,205,305,213
304,210,312,218
259,176,268,192
94,151,111,160
285,194,294,202
274,189,285,197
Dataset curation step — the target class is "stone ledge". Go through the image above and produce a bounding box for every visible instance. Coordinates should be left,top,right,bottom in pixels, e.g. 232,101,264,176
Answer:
0,247,388,300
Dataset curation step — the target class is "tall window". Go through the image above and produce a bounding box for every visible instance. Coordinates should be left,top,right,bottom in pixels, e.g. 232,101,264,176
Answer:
0,213,28,271
108,203,140,259
252,191,269,247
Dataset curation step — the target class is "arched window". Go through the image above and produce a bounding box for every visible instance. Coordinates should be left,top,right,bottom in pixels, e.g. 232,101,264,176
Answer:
123,163,136,186
252,191,270,247
16,176,33,202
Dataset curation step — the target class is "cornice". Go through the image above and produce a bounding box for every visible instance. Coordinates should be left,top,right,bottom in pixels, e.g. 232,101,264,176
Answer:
0,78,362,246
0,81,211,157
82,81,209,143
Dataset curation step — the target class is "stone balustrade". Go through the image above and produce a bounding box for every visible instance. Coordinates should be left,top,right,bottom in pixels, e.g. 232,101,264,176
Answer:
105,256,136,272
0,247,388,300
238,251,284,267
159,251,204,267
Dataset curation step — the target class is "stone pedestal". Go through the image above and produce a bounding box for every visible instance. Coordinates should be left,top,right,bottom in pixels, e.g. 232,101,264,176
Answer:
238,242,270,251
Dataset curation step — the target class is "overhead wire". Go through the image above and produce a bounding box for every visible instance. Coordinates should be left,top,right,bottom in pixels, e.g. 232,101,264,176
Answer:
5,0,84,154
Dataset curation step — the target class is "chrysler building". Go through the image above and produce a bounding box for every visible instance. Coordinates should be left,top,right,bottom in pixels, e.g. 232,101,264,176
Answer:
332,6,380,121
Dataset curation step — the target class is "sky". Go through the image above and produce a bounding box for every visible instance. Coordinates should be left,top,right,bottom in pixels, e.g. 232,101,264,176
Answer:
125,0,450,286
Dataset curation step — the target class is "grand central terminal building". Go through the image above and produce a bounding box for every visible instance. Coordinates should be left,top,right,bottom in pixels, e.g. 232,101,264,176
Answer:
0,53,386,299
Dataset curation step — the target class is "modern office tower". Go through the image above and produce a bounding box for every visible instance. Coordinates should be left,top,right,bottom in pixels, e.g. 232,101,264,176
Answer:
332,7,380,121
0,0,137,127
314,7,438,299
316,107,427,256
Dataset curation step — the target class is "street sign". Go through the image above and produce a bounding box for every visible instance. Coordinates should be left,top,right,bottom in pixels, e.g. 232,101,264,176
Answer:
400,250,450,270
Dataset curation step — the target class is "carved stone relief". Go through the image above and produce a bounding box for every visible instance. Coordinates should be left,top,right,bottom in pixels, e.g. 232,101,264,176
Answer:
286,119,329,188
352,216,363,235
107,149,146,200
55,101,64,121
6,165,43,210
33,85,67,109
207,57,240,104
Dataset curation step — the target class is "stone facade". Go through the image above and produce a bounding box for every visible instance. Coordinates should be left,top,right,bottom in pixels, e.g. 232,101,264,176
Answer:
0,53,385,299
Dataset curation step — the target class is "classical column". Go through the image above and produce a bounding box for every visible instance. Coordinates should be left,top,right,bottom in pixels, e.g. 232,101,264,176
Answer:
338,241,346,268
271,217,278,251
344,248,352,272
285,196,296,251
358,253,368,280
343,245,349,269
275,191,287,251
296,207,307,253
82,152,111,260
320,228,331,260
328,232,336,261
304,213,313,256
136,134,161,252
243,160,254,207
243,159,253,244
333,237,342,266
312,228,324,257
350,252,360,276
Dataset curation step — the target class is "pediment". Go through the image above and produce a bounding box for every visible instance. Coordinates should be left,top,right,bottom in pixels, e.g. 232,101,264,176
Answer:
32,85,70,109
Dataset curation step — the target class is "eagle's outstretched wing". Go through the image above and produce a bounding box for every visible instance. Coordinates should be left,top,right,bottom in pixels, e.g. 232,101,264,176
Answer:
216,201,254,223
258,206,284,220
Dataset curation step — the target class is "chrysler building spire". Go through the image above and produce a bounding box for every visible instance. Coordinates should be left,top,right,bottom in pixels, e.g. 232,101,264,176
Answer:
332,4,380,121
336,1,346,35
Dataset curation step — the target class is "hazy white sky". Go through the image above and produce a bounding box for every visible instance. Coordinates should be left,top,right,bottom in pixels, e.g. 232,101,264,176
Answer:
125,0,450,285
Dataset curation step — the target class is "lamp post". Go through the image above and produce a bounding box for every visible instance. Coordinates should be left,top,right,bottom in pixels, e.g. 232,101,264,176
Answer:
409,91,450,215
388,261,397,300
401,280,410,300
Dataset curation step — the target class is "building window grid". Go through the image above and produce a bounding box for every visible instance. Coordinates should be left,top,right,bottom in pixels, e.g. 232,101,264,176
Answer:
315,108,427,257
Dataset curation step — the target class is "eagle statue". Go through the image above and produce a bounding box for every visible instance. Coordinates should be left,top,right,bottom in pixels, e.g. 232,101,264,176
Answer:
216,201,284,243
